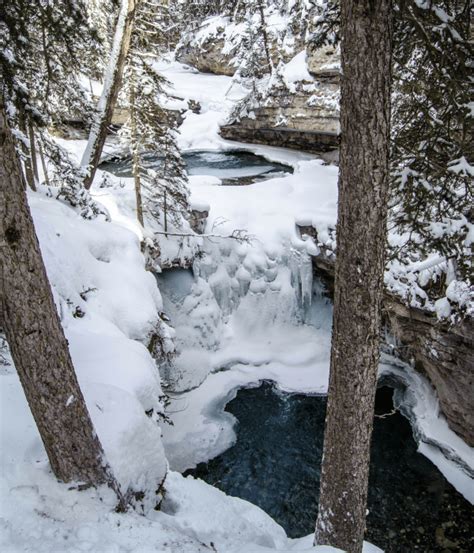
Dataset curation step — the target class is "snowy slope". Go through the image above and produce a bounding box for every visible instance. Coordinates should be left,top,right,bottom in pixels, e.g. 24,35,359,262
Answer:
0,169,376,553
1,56,471,553
0,187,369,552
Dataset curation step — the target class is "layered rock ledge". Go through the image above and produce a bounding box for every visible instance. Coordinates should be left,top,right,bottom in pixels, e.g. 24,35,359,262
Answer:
298,223,474,447
220,46,341,154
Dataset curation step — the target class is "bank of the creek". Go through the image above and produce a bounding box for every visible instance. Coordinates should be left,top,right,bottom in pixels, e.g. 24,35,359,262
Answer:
100,150,293,185
187,382,474,553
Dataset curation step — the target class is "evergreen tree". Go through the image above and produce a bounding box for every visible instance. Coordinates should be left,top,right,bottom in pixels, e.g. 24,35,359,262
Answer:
389,0,473,312
119,0,190,231
0,0,107,216
308,0,473,315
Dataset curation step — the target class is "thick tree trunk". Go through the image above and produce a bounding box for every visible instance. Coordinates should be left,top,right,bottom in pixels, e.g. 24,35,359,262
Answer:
0,105,119,493
81,0,137,189
314,2,392,552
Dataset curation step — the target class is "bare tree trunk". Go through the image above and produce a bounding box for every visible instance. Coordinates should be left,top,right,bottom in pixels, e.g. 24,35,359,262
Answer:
257,0,273,72
130,81,144,227
38,136,50,186
81,0,137,189
163,189,168,236
18,110,36,192
314,1,392,552
28,120,39,186
0,105,120,495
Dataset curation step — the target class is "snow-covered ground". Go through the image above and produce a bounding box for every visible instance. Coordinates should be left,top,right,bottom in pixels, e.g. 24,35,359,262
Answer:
1,60,472,552
155,61,474,498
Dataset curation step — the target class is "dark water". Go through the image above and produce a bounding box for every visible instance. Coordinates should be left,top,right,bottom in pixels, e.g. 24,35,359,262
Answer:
187,382,474,552
100,150,292,185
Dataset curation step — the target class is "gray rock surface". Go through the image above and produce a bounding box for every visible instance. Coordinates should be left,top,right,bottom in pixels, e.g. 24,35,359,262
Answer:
298,223,474,447
177,35,237,76
220,48,340,154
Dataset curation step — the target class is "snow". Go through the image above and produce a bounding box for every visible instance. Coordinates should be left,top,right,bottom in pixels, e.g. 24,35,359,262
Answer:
434,297,452,319
2,54,473,553
1,356,382,552
282,51,312,86
0,187,348,553
25,190,171,501
154,59,473,505
379,358,474,503
448,155,474,176
0,369,289,553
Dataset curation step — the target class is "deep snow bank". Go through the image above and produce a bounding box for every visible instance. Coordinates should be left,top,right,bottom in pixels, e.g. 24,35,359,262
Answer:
28,189,171,501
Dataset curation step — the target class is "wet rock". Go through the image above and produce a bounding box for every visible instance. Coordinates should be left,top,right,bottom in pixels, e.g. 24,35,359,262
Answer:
296,222,474,446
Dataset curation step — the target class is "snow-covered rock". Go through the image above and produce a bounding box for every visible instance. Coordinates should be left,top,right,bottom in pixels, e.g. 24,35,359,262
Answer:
221,49,340,154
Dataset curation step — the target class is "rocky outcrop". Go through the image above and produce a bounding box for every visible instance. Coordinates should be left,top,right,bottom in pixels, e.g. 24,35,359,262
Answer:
383,296,474,447
177,35,237,76
297,223,474,447
189,206,209,235
55,95,193,139
220,125,338,154
220,47,340,154
306,44,340,81
176,16,304,77
175,16,341,154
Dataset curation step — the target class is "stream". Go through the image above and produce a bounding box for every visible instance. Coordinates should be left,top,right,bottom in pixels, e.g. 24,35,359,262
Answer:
100,150,293,185
128,148,473,552
187,382,474,552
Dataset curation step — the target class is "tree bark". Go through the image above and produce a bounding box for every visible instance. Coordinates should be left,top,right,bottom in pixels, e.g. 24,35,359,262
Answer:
28,120,39,186
18,110,36,192
314,2,392,552
0,104,119,492
257,0,273,72
38,136,50,186
130,80,144,226
81,0,137,189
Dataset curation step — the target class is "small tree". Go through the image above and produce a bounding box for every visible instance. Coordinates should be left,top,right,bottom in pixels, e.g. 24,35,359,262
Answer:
119,0,189,230
81,0,137,189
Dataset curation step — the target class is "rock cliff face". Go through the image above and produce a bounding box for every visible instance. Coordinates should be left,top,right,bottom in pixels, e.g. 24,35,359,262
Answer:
298,223,474,447
175,15,341,154
383,296,474,447
220,46,340,154
175,16,304,77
